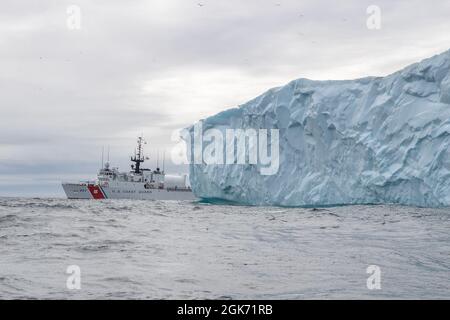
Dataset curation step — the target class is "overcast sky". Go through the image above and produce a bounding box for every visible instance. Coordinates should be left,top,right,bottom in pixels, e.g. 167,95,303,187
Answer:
1,0,450,197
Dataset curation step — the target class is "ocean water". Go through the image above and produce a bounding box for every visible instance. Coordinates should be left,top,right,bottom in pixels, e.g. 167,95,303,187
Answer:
0,197,448,299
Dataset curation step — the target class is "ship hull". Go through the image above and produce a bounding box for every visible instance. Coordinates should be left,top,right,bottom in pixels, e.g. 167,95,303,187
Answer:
62,182,196,200
62,183,92,199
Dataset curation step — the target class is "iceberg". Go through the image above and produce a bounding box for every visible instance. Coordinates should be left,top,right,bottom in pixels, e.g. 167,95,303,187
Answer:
186,49,450,207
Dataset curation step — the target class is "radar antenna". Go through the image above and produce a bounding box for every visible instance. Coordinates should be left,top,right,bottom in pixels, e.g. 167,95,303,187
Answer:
156,149,159,169
131,136,146,174
101,146,104,169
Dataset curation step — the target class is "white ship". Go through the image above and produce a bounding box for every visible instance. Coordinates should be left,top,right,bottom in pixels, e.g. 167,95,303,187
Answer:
62,136,196,200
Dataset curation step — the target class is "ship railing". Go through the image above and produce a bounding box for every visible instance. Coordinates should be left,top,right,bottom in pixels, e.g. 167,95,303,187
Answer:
62,180,96,186
62,180,93,185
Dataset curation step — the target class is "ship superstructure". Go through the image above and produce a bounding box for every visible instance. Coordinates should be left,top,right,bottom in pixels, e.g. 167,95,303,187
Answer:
62,136,195,200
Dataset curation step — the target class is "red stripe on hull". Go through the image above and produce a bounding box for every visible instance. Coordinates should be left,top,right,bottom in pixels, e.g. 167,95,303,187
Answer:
87,185,106,199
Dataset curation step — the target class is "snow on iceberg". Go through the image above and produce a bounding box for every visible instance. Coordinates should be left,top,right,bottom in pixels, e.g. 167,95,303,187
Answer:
186,49,450,207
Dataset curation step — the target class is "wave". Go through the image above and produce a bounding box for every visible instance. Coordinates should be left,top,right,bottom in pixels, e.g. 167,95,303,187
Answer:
0,200,79,210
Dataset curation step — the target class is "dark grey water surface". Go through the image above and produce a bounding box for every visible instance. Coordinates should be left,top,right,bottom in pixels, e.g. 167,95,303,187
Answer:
0,197,448,299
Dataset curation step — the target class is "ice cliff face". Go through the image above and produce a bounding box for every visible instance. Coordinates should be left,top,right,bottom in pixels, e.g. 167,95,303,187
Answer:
186,49,450,207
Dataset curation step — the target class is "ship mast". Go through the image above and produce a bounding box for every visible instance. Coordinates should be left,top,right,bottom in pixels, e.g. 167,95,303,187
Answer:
131,136,145,174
